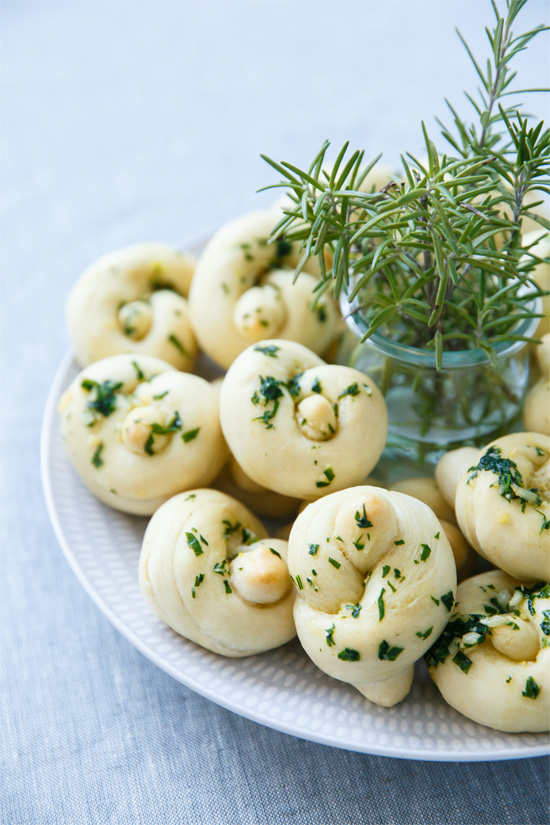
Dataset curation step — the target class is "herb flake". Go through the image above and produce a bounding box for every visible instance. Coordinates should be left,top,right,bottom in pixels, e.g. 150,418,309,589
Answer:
355,504,373,529
378,641,404,661
338,648,360,661
441,592,455,612
316,467,335,488
378,588,386,621
81,379,122,419
168,333,187,355
338,383,360,399
91,442,104,468
522,677,541,700
186,532,204,557
254,345,280,358
452,650,473,673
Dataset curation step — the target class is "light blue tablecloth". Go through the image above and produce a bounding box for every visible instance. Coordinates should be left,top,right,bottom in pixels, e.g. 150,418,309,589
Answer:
2,2,549,823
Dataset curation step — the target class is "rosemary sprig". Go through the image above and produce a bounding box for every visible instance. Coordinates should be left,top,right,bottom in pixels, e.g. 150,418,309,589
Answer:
261,0,549,369
439,0,548,155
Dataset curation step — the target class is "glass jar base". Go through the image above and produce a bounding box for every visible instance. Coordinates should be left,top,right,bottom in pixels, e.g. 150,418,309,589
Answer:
371,411,523,485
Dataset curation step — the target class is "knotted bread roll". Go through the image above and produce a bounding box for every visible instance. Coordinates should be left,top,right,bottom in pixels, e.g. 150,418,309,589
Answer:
437,521,476,582
288,486,457,706
139,489,295,656
214,454,300,520
427,571,550,732
535,332,550,377
210,376,299,519
523,230,550,337
67,243,197,370
523,380,550,436
435,447,479,509
390,477,475,580
523,333,550,436
219,340,388,499
188,210,338,369
390,477,456,524
58,354,227,515
455,433,550,581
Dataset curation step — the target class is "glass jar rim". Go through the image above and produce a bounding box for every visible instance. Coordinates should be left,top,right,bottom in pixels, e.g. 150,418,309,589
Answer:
340,289,543,370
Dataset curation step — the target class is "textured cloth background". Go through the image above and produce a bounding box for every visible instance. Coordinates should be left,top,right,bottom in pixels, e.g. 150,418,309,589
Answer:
1,2,549,824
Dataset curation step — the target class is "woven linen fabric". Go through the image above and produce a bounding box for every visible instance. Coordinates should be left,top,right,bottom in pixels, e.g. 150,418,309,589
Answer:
1,2,549,824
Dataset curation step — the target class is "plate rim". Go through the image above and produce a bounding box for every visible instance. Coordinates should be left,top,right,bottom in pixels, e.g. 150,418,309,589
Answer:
41,351,550,762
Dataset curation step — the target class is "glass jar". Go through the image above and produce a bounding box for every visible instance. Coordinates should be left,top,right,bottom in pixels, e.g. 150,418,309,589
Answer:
339,291,542,483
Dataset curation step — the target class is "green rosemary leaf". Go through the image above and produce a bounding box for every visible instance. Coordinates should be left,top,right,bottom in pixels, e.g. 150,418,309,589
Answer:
308,140,331,177
422,121,440,175
355,152,383,189
260,154,301,185
531,213,550,231
456,27,488,90
281,161,327,191
328,140,351,186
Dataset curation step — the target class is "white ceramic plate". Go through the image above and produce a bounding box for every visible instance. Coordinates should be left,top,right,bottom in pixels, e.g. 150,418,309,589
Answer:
41,240,550,761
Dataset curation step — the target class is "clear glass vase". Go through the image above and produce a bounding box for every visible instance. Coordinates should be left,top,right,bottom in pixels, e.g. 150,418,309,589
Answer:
338,291,541,483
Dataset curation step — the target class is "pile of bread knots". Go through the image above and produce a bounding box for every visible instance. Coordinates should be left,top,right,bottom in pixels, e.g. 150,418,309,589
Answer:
58,209,550,733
